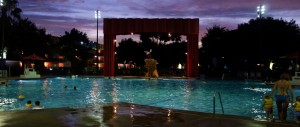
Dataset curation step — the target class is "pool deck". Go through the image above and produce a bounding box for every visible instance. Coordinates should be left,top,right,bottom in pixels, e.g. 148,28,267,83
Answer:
0,103,299,127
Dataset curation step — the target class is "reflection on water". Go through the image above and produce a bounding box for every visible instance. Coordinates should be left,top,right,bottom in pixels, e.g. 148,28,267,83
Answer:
243,87,271,93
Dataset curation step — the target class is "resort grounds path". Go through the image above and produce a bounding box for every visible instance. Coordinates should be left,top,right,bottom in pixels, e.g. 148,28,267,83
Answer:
0,103,299,127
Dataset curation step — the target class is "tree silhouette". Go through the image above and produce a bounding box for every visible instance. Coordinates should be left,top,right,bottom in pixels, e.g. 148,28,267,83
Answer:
59,28,92,74
116,38,144,67
201,17,300,78
9,19,51,59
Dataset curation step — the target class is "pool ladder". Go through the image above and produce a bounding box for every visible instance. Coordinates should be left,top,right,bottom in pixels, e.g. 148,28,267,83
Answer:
213,91,224,116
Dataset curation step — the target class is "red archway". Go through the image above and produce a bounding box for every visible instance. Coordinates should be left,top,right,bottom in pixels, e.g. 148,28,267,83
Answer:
103,18,199,77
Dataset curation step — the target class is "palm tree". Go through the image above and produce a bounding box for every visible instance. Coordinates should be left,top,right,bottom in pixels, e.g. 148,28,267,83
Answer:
0,0,22,58
1,0,22,21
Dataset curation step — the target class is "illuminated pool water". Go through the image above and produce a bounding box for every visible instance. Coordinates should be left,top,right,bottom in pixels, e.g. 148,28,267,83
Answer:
0,77,299,121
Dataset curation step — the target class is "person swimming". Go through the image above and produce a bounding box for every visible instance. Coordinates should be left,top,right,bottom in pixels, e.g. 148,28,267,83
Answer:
18,95,25,101
73,86,77,90
25,100,32,109
32,101,43,110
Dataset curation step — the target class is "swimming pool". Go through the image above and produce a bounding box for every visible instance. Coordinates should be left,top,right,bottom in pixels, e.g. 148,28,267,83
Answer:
0,77,299,121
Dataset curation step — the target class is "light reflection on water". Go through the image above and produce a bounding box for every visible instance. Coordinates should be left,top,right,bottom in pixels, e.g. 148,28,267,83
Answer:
0,78,299,121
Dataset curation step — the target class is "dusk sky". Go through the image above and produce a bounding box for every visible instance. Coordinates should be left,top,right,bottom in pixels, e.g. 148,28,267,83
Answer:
19,0,300,44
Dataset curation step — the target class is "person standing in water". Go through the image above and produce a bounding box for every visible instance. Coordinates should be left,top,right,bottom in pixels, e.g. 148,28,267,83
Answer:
293,96,300,123
271,73,294,122
144,49,159,78
262,94,273,121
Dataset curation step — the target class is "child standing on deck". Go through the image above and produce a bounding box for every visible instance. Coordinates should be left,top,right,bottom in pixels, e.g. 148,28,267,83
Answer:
293,96,300,123
262,93,273,122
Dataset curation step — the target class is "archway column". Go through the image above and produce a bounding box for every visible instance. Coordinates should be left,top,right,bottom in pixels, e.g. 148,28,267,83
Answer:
103,34,116,76
187,34,199,77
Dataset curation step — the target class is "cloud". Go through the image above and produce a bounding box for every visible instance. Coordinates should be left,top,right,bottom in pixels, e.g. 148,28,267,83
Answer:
22,0,75,3
18,0,300,41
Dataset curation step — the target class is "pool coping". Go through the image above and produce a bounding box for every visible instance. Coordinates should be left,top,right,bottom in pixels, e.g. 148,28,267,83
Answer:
0,102,299,127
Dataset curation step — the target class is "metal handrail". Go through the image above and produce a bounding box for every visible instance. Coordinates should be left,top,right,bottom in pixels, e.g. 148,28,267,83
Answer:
218,92,224,114
213,91,224,116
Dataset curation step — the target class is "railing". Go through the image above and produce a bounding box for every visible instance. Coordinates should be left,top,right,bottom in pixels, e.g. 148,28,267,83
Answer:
213,91,224,116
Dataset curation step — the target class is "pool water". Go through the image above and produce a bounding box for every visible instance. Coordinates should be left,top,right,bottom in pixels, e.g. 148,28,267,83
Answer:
0,77,299,121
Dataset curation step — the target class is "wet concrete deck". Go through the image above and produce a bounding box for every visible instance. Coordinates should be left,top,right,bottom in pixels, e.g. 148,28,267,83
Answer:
0,103,299,127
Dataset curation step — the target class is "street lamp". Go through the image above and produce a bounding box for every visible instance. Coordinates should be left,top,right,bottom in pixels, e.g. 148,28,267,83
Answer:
257,5,265,18
94,10,101,74
0,0,4,76
257,4,265,71
0,0,3,56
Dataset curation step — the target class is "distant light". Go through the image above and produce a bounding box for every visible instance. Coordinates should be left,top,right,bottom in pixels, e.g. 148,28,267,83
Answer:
80,41,83,45
3,47,7,59
177,63,182,69
185,52,187,55
0,0,3,6
168,33,171,37
19,62,22,67
261,5,265,12
269,61,274,70
131,32,133,35
94,10,101,19
198,41,202,48
257,5,265,18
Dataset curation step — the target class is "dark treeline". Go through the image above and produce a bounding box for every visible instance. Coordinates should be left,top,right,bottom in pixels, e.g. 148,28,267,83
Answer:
0,0,93,76
201,17,300,80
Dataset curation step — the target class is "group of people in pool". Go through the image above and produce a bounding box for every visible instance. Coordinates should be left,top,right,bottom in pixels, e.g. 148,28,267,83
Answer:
20,85,77,110
64,85,77,90
262,72,300,123
25,100,43,110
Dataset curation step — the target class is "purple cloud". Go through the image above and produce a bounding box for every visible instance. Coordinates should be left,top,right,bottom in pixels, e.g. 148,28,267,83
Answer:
18,0,300,43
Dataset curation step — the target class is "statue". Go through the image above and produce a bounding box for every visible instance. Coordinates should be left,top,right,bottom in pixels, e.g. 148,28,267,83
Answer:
144,49,159,78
